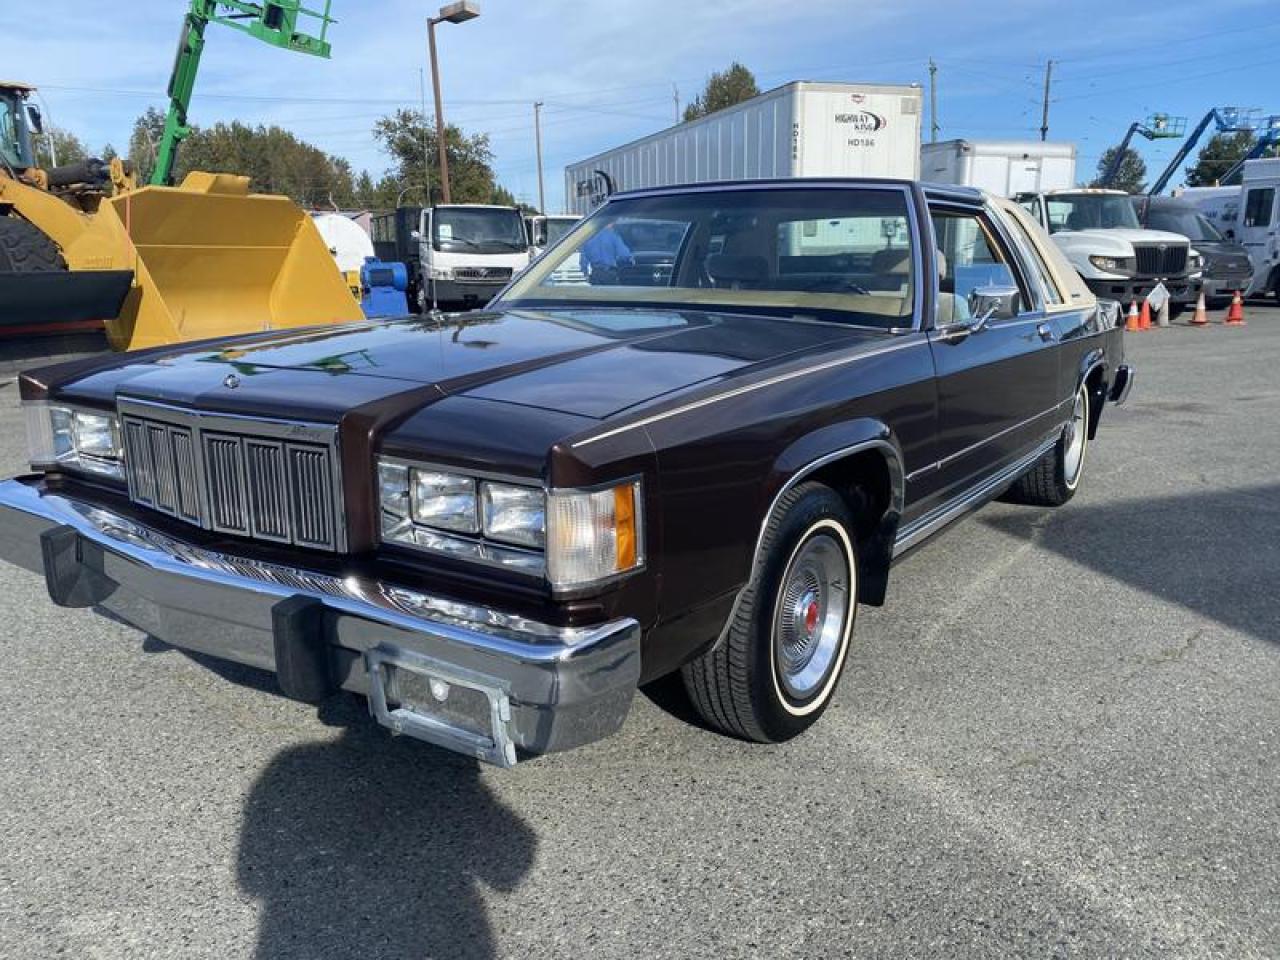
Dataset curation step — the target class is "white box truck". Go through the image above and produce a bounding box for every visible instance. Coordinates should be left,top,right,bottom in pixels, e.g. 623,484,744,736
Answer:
920,139,1076,195
564,81,922,215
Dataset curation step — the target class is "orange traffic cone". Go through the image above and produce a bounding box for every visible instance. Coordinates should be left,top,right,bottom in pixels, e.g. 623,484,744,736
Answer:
1125,299,1140,332
1225,290,1246,325
1189,290,1208,326
1138,298,1152,331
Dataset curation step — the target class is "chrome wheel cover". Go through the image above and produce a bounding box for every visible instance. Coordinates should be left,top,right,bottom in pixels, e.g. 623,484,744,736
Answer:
1064,388,1088,488
773,531,851,702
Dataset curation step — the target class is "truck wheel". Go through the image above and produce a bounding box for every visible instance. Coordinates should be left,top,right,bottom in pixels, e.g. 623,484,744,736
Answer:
1007,382,1089,507
681,481,858,743
0,217,66,273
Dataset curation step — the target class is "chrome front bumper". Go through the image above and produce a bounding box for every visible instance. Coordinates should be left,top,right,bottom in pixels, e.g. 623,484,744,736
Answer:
0,478,641,766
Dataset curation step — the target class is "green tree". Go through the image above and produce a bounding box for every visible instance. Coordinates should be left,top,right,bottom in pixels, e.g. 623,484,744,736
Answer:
36,127,88,167
1091,146,1147,193
683,62,760,122
371,108,514,205
127,108,166,185
1185,131,1256,187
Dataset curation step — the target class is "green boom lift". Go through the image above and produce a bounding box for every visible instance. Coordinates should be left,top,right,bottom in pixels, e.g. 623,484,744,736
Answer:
153,1,336,185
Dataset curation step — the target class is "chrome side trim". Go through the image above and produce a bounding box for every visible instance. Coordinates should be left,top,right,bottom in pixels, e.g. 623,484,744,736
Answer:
904,397,1073,483
574,336,927,449
893,433,1058,557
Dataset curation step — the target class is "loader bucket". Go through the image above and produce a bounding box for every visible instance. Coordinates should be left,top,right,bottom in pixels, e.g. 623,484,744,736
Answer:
89,173,364,351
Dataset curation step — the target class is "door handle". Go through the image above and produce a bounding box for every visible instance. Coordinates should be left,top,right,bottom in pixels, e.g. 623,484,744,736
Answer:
1036,322,1055,342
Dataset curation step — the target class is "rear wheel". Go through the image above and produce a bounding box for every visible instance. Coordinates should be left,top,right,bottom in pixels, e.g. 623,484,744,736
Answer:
681,482,858,743
1007,382,1089,507
0,217,65,273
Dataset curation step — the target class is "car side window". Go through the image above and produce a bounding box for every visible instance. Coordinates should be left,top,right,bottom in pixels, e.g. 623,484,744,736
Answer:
929,210,1030,325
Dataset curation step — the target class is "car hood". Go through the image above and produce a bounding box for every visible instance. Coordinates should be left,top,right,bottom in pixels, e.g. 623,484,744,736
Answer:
64,308,883,422
1057,227,1190,246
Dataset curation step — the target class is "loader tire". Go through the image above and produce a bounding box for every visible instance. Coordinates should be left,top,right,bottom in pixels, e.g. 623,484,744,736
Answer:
0,217,66,273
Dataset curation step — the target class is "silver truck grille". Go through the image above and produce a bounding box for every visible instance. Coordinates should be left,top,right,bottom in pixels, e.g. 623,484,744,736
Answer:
119,400,344,552
1133,244,1188,277
453,266,513,284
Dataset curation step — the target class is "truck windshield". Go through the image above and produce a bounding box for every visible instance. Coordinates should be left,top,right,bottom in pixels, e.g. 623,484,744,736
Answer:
433,208,527,254
1146,208,1223,243
544,218,578,247
1044,194,1142,233
496,188,916,330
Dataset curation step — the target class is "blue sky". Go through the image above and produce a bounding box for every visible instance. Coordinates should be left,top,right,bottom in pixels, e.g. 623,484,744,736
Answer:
3,0,1276,211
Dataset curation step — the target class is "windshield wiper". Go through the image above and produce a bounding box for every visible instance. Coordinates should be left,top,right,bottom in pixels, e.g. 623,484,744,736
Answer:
440,236,481,248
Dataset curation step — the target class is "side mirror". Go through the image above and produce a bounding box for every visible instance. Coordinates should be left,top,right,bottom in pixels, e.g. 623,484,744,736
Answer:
25,105,43,135
968,284,1021,322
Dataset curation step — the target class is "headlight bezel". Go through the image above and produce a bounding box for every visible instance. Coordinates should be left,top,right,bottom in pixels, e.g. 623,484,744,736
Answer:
1087,254,1136,275
25,401,125,482
376,456,644,592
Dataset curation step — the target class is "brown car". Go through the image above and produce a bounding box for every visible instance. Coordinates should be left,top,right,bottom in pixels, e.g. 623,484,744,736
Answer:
0,180,1132,766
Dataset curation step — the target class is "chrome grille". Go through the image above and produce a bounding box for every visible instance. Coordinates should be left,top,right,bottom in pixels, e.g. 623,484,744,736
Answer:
453,266,512,284
119,401,343,552
1133,244,1188,277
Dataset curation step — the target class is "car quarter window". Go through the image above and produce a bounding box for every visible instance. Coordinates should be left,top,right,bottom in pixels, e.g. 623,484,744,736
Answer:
928,208,1032,325
998,210,1064,307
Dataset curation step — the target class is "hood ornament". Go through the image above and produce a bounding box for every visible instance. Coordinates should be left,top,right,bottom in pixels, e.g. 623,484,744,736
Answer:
223,373,241,389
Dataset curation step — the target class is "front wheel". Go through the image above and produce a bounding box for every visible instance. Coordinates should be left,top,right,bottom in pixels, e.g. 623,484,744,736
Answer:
1007,382,1090,507
681,482,859,743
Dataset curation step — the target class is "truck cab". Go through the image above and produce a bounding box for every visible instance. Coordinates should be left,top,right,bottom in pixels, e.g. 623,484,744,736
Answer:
1016,189,1201,308
0,82,39,170
1184,159,1280,299
373,203,531,313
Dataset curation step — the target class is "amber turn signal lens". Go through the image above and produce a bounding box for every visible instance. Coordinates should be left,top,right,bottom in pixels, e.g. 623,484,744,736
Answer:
614,483,637,571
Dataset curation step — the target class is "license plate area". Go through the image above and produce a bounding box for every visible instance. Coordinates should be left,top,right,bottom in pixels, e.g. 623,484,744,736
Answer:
364,645,517,767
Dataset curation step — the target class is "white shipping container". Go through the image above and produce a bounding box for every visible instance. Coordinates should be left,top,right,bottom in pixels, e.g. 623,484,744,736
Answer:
920,140,1077,197
564,81,923,215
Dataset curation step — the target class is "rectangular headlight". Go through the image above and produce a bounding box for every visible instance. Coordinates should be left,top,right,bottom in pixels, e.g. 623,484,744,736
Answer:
26,403,124,481
411,470,478,534
481,482,545,548
546,481,642,590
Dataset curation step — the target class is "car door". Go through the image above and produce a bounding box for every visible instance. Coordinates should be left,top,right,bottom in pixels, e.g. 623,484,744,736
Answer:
921,201,1062,511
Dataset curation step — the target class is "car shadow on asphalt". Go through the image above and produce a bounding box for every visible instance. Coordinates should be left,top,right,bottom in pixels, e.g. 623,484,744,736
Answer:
982,483,1280,644
237,692,536,960
139,644,537,960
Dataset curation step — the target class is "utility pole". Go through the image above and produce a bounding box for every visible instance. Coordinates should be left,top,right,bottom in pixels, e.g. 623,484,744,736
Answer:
426,3,481,206
673,83,680,124
534,100,545,214
928,59,939,142
419,68,431,202
1039,59,1054,142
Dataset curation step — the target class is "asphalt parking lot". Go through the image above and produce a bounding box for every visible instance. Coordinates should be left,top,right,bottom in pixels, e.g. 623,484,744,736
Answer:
0,309,1277,960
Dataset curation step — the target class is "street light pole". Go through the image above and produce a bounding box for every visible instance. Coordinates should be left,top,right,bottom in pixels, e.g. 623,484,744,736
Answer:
534,100,545,214
426,2,480,205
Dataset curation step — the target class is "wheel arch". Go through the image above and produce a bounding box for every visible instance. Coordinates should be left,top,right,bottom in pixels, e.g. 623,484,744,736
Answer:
758,419,905,609
1077,350,1108,439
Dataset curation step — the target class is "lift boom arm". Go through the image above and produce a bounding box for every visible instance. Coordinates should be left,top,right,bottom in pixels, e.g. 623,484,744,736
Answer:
152,1,336,186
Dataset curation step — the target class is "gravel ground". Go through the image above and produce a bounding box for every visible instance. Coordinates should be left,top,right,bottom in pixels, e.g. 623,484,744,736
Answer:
0,309,1277,959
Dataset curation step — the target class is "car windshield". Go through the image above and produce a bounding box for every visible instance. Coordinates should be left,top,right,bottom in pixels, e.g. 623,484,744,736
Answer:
433,208,527,254
544,218,578,246
1147,208,1223,243
1044,194,1142,233
496,188,916,329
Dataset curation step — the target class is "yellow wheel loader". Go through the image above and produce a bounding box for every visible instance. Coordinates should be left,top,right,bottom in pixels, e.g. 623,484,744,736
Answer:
0,81,363,351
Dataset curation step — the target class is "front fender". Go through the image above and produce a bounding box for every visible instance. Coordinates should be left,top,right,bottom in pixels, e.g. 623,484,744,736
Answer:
767,418,905,517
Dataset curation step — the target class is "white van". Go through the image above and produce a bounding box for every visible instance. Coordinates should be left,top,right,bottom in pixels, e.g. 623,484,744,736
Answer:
1183,158,1280,298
